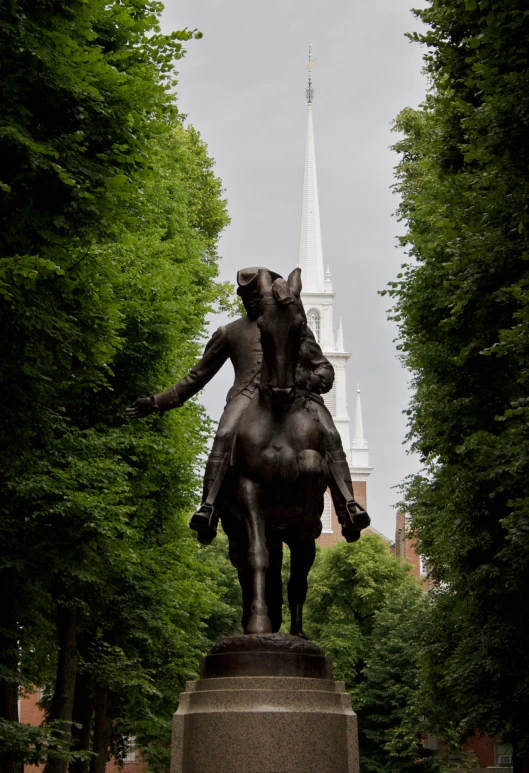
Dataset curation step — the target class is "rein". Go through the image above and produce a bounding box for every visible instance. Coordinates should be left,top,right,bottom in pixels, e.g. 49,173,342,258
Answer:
257,385,321,421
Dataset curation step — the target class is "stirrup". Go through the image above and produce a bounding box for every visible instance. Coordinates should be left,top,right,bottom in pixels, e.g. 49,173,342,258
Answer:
190,502,217,533
345,500,371,531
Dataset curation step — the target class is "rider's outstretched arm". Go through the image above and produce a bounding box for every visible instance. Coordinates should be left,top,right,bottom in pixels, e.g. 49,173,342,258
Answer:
126,326,230,418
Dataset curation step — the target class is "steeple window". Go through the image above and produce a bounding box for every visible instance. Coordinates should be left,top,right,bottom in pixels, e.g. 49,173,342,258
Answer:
321,492,333,533
307,309,321,343
323,383,336,416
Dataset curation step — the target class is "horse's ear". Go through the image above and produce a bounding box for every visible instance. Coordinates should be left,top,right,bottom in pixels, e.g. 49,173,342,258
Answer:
257,269,273,295
287,267,302,297
272,278,292,305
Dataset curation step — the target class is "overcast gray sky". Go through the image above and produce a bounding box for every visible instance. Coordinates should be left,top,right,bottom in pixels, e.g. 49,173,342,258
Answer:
160,0,428,539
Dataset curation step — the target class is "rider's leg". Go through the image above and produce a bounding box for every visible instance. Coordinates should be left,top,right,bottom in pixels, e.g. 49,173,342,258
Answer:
315,401,354,505
201,452,226,505
191,393,252,544
314,401,371,539
192,451,226,545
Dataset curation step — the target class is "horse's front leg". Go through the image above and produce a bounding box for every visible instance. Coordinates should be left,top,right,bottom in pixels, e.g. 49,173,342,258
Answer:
238,475,272,634
287,536,316,638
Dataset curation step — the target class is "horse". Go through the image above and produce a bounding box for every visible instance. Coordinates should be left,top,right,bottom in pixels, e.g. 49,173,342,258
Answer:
218,267,329,637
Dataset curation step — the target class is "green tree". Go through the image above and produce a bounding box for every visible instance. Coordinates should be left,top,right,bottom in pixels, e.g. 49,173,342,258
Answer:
305,534,412,691
0,3,232,765
357,582,437,773
388,1,529,769
0,0,200,463
305,533,436,773
200,531,243,646
0,0,193,257
1,118,231,773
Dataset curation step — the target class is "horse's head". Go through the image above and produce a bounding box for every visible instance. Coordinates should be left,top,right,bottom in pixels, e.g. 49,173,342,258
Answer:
257,268,306,408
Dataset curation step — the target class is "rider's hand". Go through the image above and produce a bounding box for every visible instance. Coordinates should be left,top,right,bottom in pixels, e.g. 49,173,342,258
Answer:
306,373,323,393
126,396,155,420
295,366,321,393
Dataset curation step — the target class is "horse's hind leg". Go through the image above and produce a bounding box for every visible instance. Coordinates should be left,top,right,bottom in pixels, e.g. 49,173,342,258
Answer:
287,535,316,638
284,449,324,638
238,475,272,634
265,539,283,633
227,538,252,633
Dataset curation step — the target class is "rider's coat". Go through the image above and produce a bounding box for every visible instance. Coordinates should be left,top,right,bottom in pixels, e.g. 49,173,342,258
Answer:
155,316,335,413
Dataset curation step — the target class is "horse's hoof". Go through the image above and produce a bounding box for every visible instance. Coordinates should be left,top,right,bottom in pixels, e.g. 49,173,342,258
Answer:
246,615,273,634
290,629,309,640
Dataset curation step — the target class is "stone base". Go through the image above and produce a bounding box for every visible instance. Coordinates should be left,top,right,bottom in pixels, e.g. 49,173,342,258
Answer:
171,635,359,773
200,633,332,680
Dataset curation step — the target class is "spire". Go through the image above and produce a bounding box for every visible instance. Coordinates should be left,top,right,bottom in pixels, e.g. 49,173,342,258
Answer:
298,45,325,293
325,264,333,292
352,383,367,449
336,316,344,352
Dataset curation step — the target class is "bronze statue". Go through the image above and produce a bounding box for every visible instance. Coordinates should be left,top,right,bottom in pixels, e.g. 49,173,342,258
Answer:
127,267,370,635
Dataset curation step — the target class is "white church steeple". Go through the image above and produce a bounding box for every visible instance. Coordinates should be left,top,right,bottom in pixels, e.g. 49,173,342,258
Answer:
352,383,369,468
298,46,325,293
297,47,372,489
335,317,344,352
353,384,366,448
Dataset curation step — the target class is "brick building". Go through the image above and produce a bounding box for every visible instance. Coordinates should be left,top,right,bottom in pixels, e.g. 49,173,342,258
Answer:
393,508,431,590
18,690,143,773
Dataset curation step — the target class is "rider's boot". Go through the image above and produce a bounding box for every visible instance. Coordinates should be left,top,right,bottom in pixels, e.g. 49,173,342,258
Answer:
328,451,371,542
189,453,224,545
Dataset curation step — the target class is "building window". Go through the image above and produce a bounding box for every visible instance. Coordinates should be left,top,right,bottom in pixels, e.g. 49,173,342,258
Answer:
423,734,440,752
124,738,137,763
495,743,513,767
307,309,321,343
321,492,333,533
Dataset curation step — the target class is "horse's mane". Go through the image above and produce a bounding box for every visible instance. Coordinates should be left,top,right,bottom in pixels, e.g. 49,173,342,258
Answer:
266,277,316,417
270,276,308,348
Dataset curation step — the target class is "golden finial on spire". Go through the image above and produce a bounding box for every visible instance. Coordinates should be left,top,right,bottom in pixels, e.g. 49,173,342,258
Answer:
305,42,318,103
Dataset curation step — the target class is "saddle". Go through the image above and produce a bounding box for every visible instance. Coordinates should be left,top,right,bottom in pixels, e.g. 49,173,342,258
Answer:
190,449,370,544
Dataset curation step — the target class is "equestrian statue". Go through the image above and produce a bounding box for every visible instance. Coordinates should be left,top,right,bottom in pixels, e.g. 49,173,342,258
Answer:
127,267,370,636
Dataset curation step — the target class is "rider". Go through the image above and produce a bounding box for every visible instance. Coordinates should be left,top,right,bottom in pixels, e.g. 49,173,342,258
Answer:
127,267,369,543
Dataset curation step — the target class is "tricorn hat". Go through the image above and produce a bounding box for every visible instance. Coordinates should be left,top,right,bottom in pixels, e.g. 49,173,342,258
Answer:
236,267,283,296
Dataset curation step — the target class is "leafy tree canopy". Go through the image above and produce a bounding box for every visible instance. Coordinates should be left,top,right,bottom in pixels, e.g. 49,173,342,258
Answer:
306,533,412,689
305,534,436,773
387,0,529,766
0,2,233,771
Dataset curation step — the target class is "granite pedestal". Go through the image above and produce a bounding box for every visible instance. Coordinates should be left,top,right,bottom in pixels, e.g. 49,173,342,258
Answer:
171,634,359,773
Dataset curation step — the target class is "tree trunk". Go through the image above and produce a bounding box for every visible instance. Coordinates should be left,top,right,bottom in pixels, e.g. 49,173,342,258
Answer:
0,568,23,773
0,633,23,773
511,726,529,773
512,748,529,773
0,638,19,722
88,687,112,773
68,670,93,773
43,600,78,773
